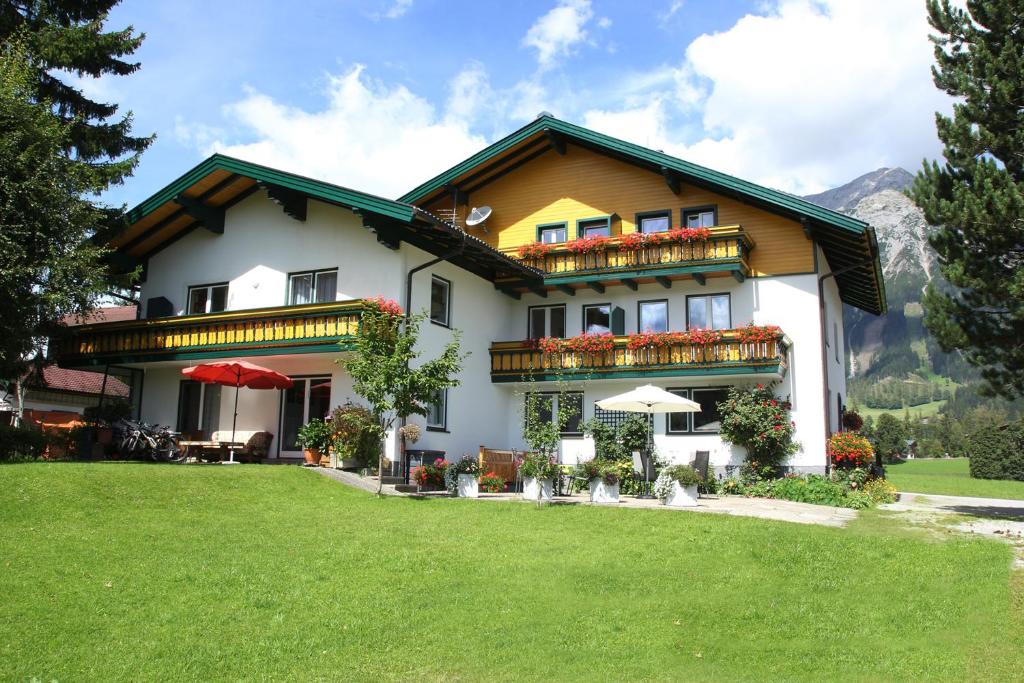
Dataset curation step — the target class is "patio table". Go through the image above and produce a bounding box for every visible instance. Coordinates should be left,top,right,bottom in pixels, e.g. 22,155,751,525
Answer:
178,440,245,463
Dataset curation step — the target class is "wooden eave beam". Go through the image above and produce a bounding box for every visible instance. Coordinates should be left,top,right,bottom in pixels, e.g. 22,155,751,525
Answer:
655,276,672,289
261,182,308,222
586,281,605,294
443,182,469,206
731,270,746,283
661,166,681,195
174,194,225,234
555,284,576,296
438,137,548,201
527,284,548,298
692,272,706,286
620,278,638,291
545,129,566,155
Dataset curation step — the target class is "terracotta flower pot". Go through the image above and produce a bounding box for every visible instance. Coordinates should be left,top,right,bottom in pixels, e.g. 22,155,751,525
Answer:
303,448,321,466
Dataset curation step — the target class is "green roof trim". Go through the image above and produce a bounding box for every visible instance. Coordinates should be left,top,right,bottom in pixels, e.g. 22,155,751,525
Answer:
128,154,417,226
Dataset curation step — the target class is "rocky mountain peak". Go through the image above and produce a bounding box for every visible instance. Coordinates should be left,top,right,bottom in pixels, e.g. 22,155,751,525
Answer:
803,167,916,213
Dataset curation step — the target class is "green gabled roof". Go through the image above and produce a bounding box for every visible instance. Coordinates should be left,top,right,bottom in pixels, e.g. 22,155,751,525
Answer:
129,154,416,225
401,114,867,234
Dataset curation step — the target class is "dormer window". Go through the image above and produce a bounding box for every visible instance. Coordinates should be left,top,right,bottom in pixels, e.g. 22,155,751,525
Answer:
637,211,671,234
578,217,611,238
538,222,567,244
289,269,337,305
187,283,228,315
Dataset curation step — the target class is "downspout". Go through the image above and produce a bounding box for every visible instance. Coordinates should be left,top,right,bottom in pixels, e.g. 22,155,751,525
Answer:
817,245,879,474
398,215,468,481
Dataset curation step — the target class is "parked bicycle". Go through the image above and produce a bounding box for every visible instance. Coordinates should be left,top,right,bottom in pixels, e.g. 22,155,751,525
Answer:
113,419,184,463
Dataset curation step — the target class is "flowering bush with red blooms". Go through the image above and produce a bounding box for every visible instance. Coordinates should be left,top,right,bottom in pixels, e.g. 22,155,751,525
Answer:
619,231,652,251
479,471,505,493
719,382,799,468
566,235,611,254
366,296,403,316
842,410,864,432
661,227,711,243
736,323,783,344
529,336,565,354
828,431,874,468
411,457,448,487
680,328,724,346
626,331,682,350
518,241,551,260
564,332,615,354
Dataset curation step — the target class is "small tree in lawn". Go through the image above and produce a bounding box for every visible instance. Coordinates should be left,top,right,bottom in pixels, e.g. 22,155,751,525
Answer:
342,297,467,495
718,383,799,475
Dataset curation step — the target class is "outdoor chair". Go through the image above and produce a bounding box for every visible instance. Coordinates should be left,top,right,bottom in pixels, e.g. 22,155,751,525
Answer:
692,450,712,497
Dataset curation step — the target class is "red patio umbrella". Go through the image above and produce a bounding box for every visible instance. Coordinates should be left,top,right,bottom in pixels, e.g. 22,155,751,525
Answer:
181,361,294,456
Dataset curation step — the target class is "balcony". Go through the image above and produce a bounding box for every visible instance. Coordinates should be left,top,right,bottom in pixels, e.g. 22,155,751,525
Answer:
489,329,789,383
497,226,753,292
57,300,364,367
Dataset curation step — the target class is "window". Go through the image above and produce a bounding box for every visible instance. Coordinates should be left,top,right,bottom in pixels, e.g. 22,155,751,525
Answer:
280,376,331,453
427,389,447,431
687,294,730,330
577,217,611,238
176,380,222,438
638,300,669,333
529,305,566,338
538,223,568,244
187,283,228,315
692,387,729,433
637,211,671,234
666,388,691,434
288,269,337,305
682,205,717,228
430,275,451,327
583,304,611,334
526,392,582,436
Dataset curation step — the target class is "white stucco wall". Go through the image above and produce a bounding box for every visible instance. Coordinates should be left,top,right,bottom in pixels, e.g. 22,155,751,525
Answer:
818,245,848,435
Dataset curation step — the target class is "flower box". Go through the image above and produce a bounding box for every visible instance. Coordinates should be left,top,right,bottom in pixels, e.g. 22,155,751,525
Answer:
664,481,699,507
589,478,620,504
522,476,553,502
457,473,479,498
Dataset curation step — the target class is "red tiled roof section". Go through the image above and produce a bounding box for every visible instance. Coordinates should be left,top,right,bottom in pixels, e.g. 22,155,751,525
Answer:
63,305,137,326
36,366,130,397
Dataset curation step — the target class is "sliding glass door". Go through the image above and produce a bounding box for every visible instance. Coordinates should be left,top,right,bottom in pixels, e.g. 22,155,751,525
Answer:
279,376,331,456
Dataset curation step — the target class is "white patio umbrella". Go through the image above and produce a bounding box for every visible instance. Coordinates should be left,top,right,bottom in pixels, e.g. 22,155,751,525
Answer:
597,384,701,496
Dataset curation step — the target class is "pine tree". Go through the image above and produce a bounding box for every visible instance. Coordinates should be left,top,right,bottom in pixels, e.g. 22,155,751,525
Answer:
911,0,1024,398
0,1,153,189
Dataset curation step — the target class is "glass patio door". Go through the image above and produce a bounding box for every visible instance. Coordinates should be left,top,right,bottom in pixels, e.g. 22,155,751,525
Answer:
279,376,331,456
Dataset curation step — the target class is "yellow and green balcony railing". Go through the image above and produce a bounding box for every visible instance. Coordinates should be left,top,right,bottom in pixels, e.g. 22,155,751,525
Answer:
489,328,789,383
56,300,365,367
497,225,754,286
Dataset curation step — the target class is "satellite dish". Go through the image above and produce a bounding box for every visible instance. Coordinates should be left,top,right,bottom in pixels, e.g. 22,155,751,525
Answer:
465,206,492,227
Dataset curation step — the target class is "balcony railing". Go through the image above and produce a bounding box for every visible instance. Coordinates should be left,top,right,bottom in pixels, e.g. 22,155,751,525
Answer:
57,300,364,367
501,226,753,282
489,329,789,382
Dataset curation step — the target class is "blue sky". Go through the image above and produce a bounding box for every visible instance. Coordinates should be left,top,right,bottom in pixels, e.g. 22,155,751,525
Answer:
92,0,952,208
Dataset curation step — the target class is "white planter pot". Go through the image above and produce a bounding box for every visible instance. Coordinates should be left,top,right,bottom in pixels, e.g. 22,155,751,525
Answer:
522,477,553,502
589,478,620,504
457,473,479,498
665,481,699,507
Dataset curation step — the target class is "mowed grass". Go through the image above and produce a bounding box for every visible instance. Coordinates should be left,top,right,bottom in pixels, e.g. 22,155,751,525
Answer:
1,464,1021,681
887,458,1024,500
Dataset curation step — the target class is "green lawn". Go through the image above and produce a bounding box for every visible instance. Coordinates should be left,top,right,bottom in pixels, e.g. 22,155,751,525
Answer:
1,464,1021,681
887,458,1024,500
858,399,948,421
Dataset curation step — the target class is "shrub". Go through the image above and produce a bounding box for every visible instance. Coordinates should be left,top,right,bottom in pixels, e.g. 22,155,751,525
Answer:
842,410,864,432
967,420,1024,481
479,471,505,493
575,459,618,485
828,432,874,469
0,424,47,462
329,403,381,466
581,418,627,461
863,478,898,504
444,457,479,493
719,383,798,467
518,452,560,480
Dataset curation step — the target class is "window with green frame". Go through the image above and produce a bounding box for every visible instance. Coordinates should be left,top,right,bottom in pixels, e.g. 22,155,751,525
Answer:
537,222,568,244
577,216,611,238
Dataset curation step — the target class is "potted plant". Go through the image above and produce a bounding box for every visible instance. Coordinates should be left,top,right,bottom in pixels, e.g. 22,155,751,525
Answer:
411,457,448,492
519,452,558,502
576,459,620,503
296,418,332,467
479,471,505,493
446,456,481,498
655,464,702,507
329,402,381,469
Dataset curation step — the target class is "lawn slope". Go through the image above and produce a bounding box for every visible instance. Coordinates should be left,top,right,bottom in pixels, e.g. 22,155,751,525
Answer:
0,463,1020,681
887,458,1024,500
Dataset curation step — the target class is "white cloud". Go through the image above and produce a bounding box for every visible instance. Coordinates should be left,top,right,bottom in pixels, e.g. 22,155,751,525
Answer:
664,0,950,193
370,0,413,20
204,65,487,198
660,1,685,25
597,16,612,29
522,0,595,70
